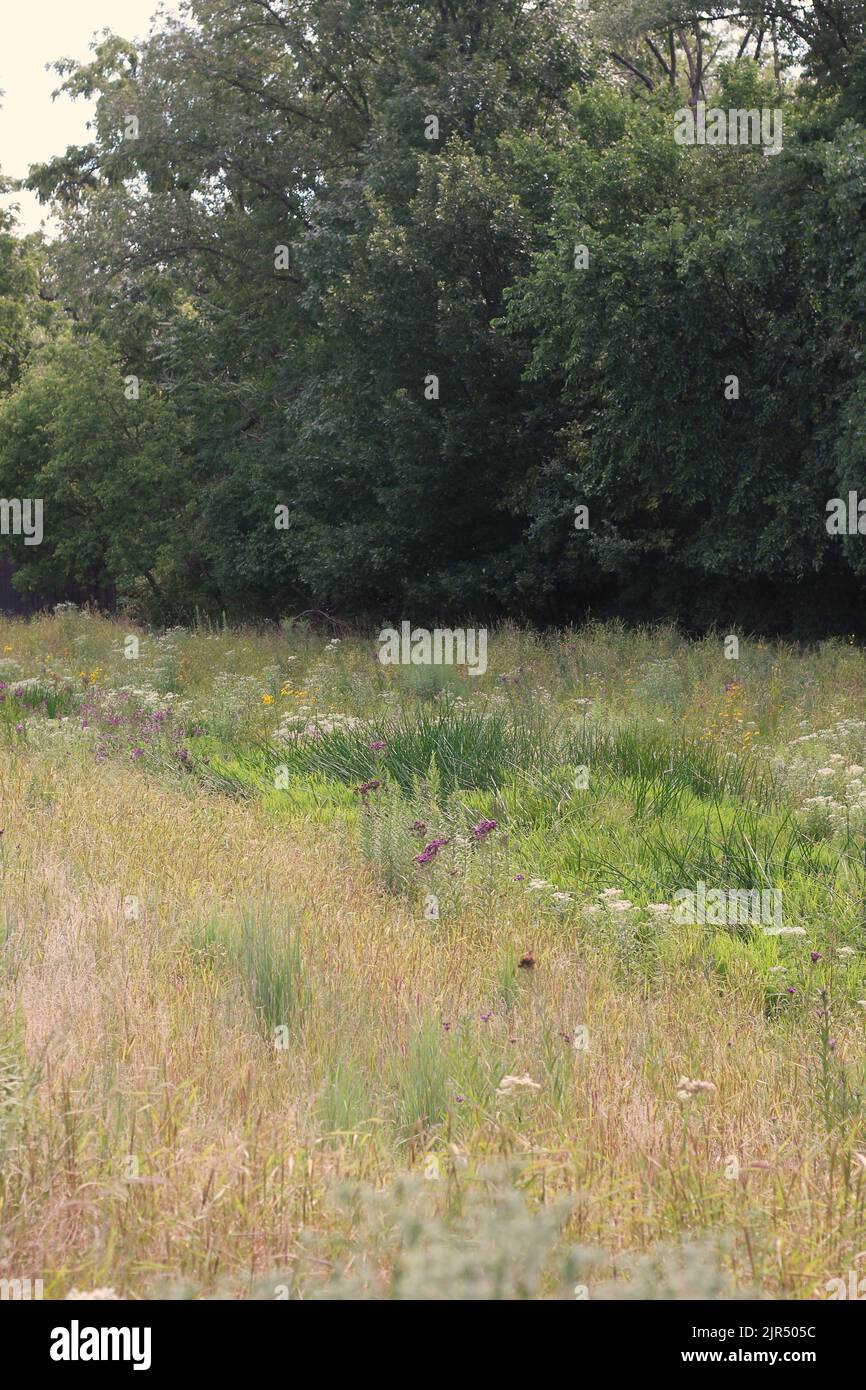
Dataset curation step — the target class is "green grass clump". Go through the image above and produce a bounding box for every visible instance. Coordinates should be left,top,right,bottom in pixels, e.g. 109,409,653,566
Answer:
189,906,308,1037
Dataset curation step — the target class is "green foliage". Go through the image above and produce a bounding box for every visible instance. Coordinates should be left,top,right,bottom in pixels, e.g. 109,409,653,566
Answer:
2,1,866,631
0,338,193,610
261,705,557,795
388,1018,452,1138
189,906,308,1036
249,1168,744,1300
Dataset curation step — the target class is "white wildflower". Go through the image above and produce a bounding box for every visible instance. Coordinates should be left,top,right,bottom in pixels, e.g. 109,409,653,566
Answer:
676,1076,717,1101
496,1072,541,1097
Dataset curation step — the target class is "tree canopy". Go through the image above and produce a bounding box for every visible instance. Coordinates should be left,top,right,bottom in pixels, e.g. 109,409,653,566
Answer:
2,0,866,632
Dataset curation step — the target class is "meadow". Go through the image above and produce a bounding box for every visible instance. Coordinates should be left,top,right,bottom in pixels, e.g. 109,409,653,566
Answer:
2,609,866,1299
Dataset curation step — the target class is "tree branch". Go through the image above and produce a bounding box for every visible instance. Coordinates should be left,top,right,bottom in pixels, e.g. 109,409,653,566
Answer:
609,50,655,92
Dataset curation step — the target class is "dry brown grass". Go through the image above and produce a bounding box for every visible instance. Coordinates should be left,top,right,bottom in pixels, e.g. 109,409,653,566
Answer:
1,739,864,1298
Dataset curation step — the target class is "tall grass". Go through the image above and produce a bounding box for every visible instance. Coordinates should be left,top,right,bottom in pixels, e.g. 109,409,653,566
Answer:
4,611,866,1297
189,906,308,1036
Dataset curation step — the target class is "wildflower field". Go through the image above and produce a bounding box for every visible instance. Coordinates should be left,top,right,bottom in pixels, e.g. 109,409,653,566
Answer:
3,609,866,1300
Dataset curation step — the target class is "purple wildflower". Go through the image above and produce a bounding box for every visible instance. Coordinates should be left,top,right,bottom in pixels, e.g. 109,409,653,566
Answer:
472,818,498,840
415,837,449,865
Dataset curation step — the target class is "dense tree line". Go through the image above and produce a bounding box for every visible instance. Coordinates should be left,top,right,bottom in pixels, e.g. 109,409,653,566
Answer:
1,0,866,632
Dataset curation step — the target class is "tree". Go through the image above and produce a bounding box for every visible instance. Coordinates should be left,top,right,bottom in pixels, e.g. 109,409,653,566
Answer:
26,0,585,619
9,0,866,632
0,339,193,611
502,69,866,631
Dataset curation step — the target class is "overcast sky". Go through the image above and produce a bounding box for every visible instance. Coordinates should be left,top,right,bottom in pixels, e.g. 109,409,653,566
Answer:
0,1,178,233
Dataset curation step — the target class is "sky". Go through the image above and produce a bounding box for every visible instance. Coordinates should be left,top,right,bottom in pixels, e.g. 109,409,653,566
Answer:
0,1,178,234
